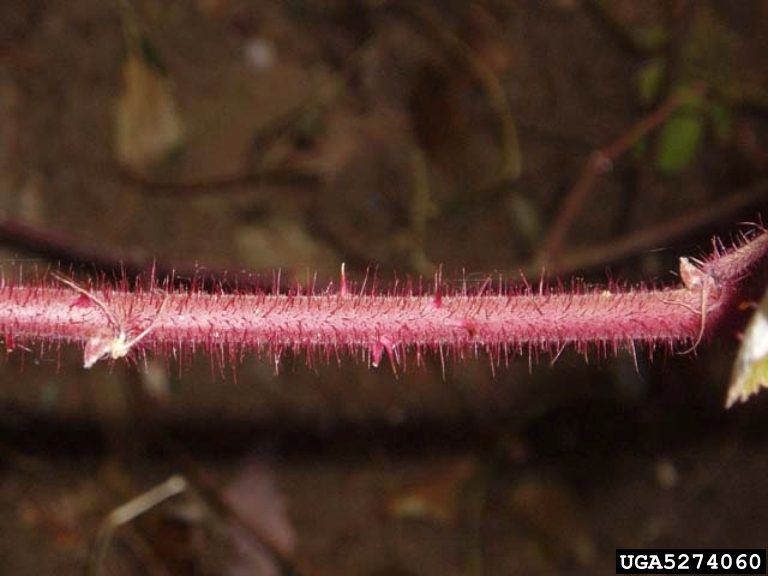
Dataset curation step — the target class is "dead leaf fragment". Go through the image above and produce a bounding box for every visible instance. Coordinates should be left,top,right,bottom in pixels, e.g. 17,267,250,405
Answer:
387,458,476,524
506,475,596,567
224,453,296,576
114,53,186,174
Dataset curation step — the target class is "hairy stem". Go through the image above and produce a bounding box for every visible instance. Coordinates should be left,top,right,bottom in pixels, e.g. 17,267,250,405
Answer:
1,229,766,371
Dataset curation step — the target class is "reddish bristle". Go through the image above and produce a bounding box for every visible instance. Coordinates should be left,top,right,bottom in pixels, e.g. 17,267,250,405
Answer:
0,228,765,374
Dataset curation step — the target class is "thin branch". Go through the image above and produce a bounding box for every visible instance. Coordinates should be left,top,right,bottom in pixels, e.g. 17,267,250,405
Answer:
0,228,765,372
537,84,706,267
521,179,768,278
153,434,319,576
0,218,282,292
583,0,669,56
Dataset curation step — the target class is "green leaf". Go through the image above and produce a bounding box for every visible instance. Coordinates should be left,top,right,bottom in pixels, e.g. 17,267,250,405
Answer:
727,288,768,408
654,111,704,173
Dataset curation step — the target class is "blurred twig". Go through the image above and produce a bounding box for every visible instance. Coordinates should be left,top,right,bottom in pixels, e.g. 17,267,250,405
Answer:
521,178,768,278
120,164,322,194
122,375,319,576
0,439,49,476
0,217,290,292
157,434,318,576
89,475,188,576
397,144,437,276
0,218,159,272
536,83,706,268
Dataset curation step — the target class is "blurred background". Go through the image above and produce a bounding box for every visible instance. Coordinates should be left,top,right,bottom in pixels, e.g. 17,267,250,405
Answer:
1,0,768,574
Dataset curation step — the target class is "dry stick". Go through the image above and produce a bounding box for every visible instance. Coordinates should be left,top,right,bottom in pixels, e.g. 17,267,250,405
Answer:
122,165,322,194
537,85,705,267
0,228,766,372
521,179,768,278
117,369,318,576
0,218,157,271
153,433,318,576
89,475,188,576
0,218,285,292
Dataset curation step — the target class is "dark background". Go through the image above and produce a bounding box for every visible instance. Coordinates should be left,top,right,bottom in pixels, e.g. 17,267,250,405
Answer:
1,1,768,574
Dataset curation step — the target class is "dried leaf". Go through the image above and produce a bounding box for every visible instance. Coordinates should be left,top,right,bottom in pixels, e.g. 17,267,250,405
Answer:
387,458,476,524
114,50,186,174
506,476,596,566
224,453,296,576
